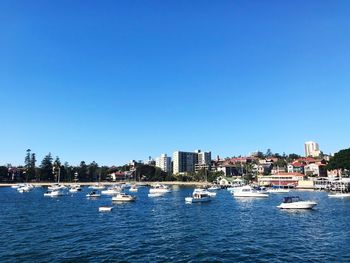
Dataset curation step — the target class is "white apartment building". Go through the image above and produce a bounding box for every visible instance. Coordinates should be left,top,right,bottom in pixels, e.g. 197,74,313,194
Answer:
305,141,320,157
155,154,171,173
172,150,211,174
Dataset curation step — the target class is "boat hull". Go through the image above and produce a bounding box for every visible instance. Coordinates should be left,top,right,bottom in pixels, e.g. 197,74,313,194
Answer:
277,201,317,209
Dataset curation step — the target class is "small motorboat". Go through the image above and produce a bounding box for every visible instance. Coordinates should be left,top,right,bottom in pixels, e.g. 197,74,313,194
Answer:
129,185,138,192
99,206,113,212
266,188,291,194
232,185,269,198
112,193,136,202
148,192,164,198
149,184,171,194
194,188,216,197
44,190,64,197
207,185,221,191
101,186,121,195
185,191,211,203
86,191,101,198
277,196,317,209
328,192,350,198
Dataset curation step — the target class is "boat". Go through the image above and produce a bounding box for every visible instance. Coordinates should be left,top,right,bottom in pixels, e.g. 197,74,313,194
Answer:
99,206,113,212
194,188,216,197
328,192,350,198
129,185,138,192
277,196,317,209
185,191,211,203
17,184,33,193
44,189,65,197
266,187,291,194
148,192,164,198
101,186,122,195
86,191,101,198
232,185,269,198
69,184,82,193
48,184,66,191
207,185,221,191
112,193,136,202
89,183,105,190
149,184,171,194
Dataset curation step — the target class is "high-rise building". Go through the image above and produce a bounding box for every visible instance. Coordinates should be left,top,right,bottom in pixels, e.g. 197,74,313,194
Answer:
155,154,171,173
304,141,320,157
173,150,211,174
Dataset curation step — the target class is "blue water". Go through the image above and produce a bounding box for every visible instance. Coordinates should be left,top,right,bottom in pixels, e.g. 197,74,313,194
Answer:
1,186,350,262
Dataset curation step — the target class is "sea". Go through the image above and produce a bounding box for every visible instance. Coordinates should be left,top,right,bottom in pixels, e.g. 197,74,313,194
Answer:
1,186,350,262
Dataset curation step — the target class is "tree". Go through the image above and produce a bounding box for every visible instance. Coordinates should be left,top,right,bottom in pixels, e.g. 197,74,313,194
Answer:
0,166,9,182
327,148,350,172
88,161,99,181
265,149,273,157
78,161,88,181
40,153,54,181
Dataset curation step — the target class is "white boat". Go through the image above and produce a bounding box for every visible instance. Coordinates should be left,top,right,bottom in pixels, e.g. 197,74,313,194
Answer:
86,191,101,198
148,192,164,198
44,189,65,197
48,184,66,191
207,185,221,191
232,185,269,198
99,206,113,212
194,188,216,197
12,184,24,189
69,185,82,193
185,191,211,203
129,185,138,192
112,193,136,202
89,183,105,190
17,184,33,193
149,184,171,194
266,188,291,194
101,186,121,195
328,192,350,198
277,196,317,209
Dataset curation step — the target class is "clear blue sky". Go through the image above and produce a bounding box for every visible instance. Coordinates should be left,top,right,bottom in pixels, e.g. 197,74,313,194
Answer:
1,0,350,166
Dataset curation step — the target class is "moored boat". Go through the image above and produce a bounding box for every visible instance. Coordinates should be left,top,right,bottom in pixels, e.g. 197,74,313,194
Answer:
232,185,269,198
112,193,136,202
149,184,171,194
86,191,101,198
99,206,113,212
185,191,211,203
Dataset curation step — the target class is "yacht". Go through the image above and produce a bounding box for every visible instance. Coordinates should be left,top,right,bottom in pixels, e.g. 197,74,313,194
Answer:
277,196,317,209
266,187,291,194
112,193,136,202
101,186,122,195
328,192,350,198
99,206,113,212
48,184,66,191
86,191,101,198
185,191,211,203
232,185,269,198
69,184,82,193
148,192,164,198
149,184,171,194
129,185,138,192
207,185,221,191
89,183,105,190
194,188,216,197
44,189,65,197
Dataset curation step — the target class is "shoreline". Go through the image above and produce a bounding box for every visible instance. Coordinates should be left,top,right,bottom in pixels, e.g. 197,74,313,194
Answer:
0,181,209,187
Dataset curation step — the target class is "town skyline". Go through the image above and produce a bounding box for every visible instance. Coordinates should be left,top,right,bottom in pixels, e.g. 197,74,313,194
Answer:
0,140,343,168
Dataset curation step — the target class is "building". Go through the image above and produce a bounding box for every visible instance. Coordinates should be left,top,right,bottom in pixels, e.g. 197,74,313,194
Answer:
173,150,211,174
195,150,212,172
305,141,321,157
258,172,305,187
155,154,171,173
